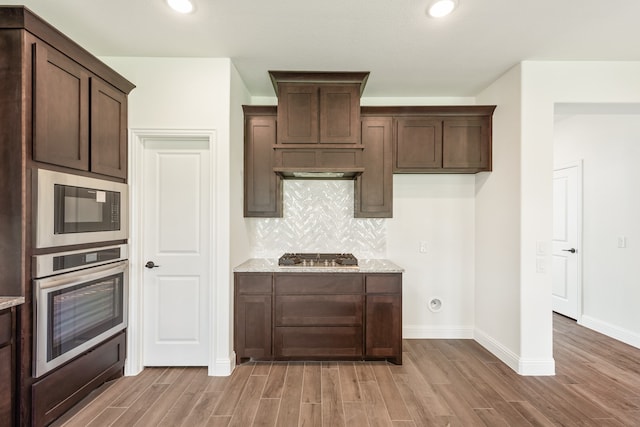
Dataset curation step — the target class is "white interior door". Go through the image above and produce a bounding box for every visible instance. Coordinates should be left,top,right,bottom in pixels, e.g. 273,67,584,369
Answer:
552,165,581,319
142,138,211,366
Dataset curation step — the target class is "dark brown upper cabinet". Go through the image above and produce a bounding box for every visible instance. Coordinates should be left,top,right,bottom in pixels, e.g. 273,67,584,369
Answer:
355,116,393,218
32,40,133,179
361,106,496,174
243,106,282,217
269,71,369,145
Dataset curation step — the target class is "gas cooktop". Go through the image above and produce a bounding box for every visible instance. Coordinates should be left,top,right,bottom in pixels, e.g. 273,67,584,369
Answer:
278,253,358,267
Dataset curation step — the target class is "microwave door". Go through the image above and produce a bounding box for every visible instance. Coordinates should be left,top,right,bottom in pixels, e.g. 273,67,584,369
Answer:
55,185,121,234
35,169,128,248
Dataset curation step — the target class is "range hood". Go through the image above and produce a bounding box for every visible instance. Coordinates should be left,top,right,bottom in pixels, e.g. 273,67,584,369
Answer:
273,168,364,179
273,145,365,179
269,70,368,180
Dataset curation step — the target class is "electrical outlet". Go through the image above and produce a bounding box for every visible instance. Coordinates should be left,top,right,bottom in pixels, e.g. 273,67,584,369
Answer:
419,241,428,253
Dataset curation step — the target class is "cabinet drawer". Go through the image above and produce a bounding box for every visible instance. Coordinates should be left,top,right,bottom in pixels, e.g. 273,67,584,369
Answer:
275,273,362,294
32,331,126,427
235,273,272,294
276,295,363,326
365,274,402,294
0,309,12,347
275,327,363,358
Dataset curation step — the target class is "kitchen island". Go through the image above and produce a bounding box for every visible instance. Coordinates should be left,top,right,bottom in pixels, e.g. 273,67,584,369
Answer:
233,258,403,365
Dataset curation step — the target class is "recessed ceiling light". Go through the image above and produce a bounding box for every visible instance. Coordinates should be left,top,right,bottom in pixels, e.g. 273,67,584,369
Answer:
167,0,194,14
427,0,458,18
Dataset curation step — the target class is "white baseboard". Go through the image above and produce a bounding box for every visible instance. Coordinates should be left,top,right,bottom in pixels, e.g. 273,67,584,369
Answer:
209,353,235,376
474,328,555,376
403,325,474,339
580,315,640,350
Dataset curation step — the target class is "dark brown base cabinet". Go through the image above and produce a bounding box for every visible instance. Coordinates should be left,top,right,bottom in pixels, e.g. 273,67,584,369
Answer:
234,272,402,365
0,308,16,426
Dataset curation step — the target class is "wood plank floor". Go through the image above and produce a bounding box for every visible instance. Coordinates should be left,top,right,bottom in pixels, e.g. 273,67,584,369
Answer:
52,314,640,426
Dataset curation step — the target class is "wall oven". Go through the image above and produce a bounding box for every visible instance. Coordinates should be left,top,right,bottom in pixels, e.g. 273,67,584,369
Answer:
34,169,128,248
33,244,128,378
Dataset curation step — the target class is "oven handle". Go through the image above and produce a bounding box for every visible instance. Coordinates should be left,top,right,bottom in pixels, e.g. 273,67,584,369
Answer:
34,260,128,292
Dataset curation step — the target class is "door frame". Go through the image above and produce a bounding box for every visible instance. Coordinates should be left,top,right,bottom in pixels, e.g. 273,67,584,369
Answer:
553,160,584,323
127,128,222,376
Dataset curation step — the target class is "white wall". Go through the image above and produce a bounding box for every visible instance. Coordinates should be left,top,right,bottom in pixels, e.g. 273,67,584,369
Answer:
471,61,640,375
554,112,640,347
229,64,252,267
520,61,640,367
101,56,237,375
474,65,527,372
388,175,476,338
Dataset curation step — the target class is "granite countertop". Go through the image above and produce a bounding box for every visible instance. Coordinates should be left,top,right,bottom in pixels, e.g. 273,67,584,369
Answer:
234,258,404,273
0,296,25,310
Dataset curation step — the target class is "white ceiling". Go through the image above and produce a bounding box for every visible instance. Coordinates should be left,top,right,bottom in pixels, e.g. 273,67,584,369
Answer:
3,0,640,97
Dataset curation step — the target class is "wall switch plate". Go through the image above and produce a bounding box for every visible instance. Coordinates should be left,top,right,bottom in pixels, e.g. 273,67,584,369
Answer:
618,236,627,248
536,241,548,256
536,257,547,273
419,241,428,253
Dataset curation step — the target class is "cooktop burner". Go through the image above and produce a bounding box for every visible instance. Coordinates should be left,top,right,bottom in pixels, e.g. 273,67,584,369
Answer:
278,253,358,267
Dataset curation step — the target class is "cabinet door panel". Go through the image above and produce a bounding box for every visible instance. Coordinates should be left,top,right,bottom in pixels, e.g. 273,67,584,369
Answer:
0,310,11,346
366,295,402,359
0,308,13,426
277,84,318,144
395,118,442,170
244,114,282,217
356,117,393,217
91,77,128,178
0,345,12,425
235,295,272,361
320,85,360,144
443,117,491,170
33,42,89,171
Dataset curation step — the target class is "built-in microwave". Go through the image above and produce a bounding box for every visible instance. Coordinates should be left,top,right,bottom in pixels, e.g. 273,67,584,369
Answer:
34,169,128,248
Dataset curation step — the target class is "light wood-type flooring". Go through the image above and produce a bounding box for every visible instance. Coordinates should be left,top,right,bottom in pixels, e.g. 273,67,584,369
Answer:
53,314,640,426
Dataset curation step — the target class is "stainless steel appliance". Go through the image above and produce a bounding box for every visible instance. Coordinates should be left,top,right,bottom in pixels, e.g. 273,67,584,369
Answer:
278,253,358,267
34,169,128,248
33,244,128,377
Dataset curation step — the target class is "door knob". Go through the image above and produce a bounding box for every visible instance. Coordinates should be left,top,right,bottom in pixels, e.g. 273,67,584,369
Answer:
145,261,160,269
562,248,576,254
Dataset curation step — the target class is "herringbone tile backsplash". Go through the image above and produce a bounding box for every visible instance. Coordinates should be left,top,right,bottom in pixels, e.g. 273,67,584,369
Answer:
247,180,386,258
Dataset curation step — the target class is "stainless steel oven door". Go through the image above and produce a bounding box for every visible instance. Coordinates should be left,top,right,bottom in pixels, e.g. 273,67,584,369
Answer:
34,260,128,378
34,169,129,248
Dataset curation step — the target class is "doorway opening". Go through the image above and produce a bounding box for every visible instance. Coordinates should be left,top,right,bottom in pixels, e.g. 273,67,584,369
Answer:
553,103,640,350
